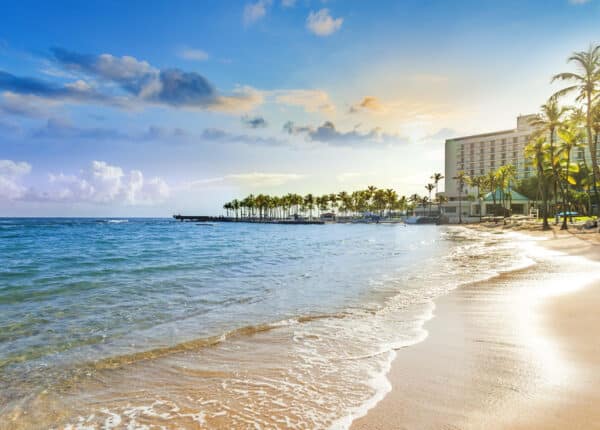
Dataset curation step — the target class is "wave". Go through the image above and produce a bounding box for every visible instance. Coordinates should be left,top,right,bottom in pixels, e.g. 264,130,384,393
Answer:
93,312,347,370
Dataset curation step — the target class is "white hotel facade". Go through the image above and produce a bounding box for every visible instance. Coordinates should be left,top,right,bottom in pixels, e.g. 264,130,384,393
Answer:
442,114,598,220
444,114,537,200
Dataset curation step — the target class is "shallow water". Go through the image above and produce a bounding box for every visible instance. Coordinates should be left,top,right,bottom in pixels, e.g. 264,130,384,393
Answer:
0,219,531,429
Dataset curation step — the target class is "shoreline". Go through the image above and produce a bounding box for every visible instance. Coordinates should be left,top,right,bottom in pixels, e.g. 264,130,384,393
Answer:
352,224,600,429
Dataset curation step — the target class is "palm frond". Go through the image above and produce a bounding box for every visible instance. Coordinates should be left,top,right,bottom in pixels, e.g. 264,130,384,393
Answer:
552,85,580,99
551,72,584,82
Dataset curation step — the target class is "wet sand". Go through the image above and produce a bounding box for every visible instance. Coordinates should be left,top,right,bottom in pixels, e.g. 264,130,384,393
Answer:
352,226,600,429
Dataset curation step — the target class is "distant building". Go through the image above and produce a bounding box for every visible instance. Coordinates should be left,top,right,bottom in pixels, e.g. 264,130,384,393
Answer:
320,212,336,221
444,114,537,200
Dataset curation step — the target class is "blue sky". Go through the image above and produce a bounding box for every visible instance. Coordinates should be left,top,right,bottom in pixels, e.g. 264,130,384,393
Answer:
1,0,599,216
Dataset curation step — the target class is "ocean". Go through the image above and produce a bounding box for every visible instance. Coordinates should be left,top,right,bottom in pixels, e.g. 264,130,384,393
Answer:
0,218,531,429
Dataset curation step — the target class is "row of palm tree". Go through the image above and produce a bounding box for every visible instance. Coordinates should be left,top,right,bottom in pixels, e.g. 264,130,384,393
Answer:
223,173,448,221
223,187,408,220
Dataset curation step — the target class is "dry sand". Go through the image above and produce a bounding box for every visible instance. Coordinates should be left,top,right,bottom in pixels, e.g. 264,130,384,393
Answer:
352,224,600,430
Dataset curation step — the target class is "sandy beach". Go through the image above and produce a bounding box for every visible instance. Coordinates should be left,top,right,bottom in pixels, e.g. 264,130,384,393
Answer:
353,224,600,430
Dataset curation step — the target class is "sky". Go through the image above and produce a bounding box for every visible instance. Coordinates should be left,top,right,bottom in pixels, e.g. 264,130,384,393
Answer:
1,0,600,216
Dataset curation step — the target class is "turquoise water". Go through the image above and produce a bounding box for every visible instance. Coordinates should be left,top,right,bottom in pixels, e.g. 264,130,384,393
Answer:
0,219,527,428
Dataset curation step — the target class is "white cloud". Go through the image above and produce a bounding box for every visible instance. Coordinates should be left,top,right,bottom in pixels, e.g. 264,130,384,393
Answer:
569,0,591,4
94,53,157,82
271,89,335,113
179,48,209,61
243,0,272,25
281,0,296,7
45,161,170,205
0,160,169,205
0,160,31,200
306,9,343,36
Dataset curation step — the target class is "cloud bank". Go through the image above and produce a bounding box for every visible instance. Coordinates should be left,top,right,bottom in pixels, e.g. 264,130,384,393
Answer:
0,48,262,113
0,159,169,205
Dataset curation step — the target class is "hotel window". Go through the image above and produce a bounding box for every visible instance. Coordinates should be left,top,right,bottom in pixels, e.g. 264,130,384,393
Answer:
513,137,518,143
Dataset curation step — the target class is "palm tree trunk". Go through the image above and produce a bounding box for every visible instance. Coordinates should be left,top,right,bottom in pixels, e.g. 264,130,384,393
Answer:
586,95,600,218
591,131,600,217
458,189,462,224
561,152,571,230
550,128,558,220
540,164,550,230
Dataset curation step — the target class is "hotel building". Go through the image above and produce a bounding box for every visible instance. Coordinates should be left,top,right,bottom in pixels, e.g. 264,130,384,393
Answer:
444,114,537,200
442,114,599,220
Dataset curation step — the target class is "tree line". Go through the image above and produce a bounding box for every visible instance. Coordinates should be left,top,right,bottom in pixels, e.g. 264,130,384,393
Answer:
223,174,446,220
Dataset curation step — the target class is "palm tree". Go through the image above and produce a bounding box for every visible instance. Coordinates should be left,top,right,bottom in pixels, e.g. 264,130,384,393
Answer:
557,123,584,229
304,194,315,219
425,183,435,215
485,171,499,216
408,193,421,216
384,188,398,217
397,195,408,215
232,199,240,220
328,193,338,214
552,44,600,215
453,171,468,223
525,136,551,230
223,202,232,217
592,101,600,211
495,165,517,219
431,173,444,196
436,194,448,216
467,175,485,221
337,191,350,216
529,97,569,213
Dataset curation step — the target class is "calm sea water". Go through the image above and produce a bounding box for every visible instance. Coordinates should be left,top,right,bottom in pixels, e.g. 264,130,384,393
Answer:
0,218,530,429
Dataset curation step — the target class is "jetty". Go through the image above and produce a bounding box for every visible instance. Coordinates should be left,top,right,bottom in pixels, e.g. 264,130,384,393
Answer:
173,215,325,224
